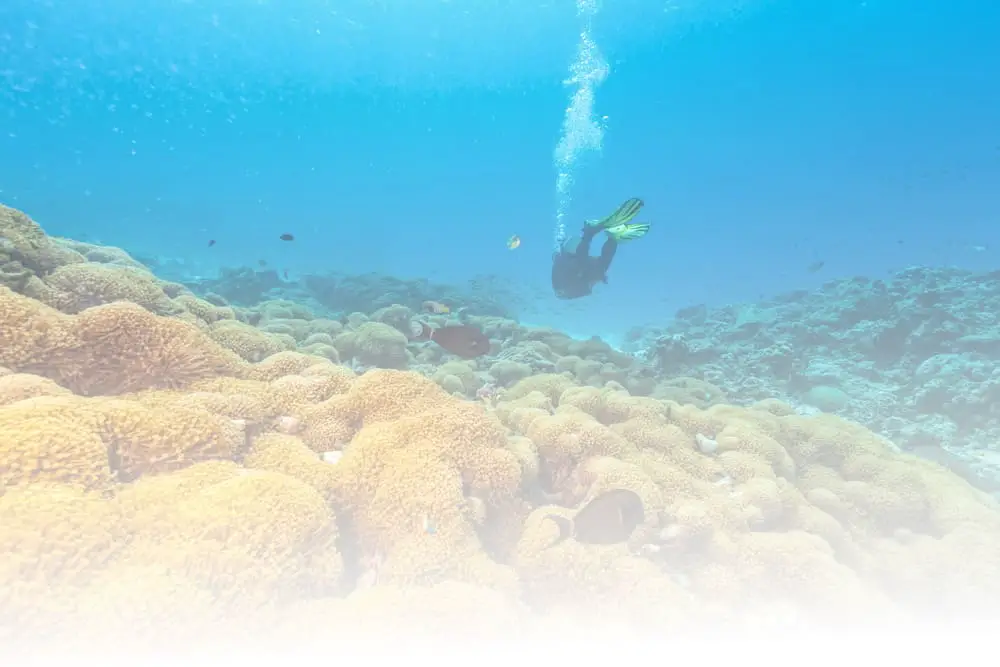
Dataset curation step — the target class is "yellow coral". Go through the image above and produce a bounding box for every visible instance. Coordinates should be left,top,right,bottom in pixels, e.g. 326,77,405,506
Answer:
0,483,124,635
0,396,114,490
504,373,575,403
0,204,85,277
0,287,249,395
716,422,797,479
173,293,236,325
513,506,695,628
4,218,1000,632
350,321,410,368
69,302,249,394
208,319,292,362
488,359,532,387
524,409,636,490
0,394,245,490
431,360,483,395
243,432,339,501
0,372,72,405
117,464,344,606
0,461,340,641
58,563,226,646
309,370,524,586
560,385,667,424
370,303,414,334
655,376,726,408
25,262,181,316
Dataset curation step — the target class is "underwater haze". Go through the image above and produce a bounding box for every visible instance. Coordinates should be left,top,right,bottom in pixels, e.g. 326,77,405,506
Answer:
1,0,998,340
7,1,1000,649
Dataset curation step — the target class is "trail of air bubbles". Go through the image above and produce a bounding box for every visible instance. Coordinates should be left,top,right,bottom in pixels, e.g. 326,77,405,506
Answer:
552,0,610,250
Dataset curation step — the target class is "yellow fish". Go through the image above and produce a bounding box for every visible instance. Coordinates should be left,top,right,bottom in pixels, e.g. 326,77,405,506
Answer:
506,234,521,250
421,300,450,315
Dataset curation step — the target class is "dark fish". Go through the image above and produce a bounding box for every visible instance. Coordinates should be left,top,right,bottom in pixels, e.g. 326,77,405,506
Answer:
545,488,645,546
208,239,216,247
412,321,490,359
807,260,825,273
282,269,288,279
258,259,267,267
279,233,295,241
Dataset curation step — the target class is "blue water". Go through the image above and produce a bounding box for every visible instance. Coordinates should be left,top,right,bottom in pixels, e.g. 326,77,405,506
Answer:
1,0,998,344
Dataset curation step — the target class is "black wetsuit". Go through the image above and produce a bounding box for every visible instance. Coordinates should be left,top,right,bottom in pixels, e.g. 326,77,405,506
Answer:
550,223,618,300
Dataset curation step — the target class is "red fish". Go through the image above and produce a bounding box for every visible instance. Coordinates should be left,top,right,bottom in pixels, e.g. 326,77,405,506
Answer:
413,321,491,359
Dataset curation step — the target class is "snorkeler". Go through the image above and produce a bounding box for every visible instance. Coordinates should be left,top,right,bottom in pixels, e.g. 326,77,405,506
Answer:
550,197,651,300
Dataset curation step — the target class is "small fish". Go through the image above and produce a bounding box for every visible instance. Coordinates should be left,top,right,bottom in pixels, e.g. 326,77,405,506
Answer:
544,488,645,547
207,239,216,247
257,259,267,267
422,300,450,315
806,260,825,273
506,234,521,250
279,233,294,241
412,321,491,359
282,269,288,279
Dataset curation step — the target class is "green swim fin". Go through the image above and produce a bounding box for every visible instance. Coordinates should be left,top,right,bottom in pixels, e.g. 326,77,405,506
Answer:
585,197,644,229
605,222,650,242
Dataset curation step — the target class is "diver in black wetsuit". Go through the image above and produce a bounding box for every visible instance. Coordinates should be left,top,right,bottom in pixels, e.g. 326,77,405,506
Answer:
551,197,651,300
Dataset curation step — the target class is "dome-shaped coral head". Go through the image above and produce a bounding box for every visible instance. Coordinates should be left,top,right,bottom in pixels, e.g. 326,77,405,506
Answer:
545,488,645,547
411,321,491,359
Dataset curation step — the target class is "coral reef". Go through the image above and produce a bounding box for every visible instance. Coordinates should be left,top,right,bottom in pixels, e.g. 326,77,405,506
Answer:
634,268,1000,490
185,265,522,320
2,204,1000,646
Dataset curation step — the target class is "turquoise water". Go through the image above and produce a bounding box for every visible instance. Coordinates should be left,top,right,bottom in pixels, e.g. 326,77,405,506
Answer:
1,0,997,343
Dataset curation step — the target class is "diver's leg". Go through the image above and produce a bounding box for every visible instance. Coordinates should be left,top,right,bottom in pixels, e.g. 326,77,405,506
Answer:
575,224,600,257
594,236,618,276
